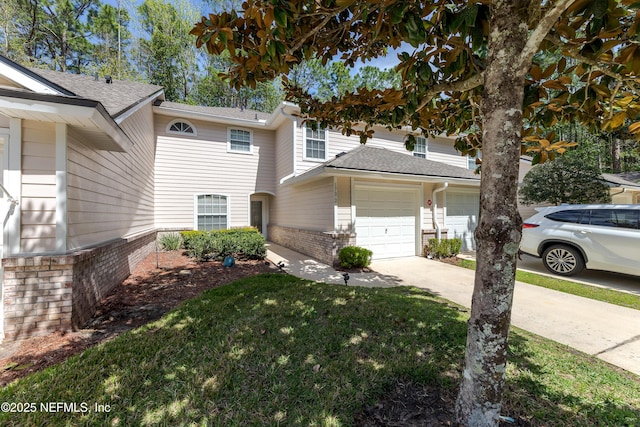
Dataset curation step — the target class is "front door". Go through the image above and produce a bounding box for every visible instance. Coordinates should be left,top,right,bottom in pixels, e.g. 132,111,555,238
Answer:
251,201,263,233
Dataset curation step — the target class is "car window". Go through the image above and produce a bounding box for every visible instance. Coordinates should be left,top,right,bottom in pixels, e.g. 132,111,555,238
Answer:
588,209,640,229
545,209,587,224
610,209,640,229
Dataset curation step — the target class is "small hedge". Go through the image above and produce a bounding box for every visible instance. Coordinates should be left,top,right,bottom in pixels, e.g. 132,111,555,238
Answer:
338,246,373,269
425,238,463,259
179,228,266,262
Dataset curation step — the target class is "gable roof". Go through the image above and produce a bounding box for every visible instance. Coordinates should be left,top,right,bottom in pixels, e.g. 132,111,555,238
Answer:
284,145,480,185
28,68,163,119
0,55,166,151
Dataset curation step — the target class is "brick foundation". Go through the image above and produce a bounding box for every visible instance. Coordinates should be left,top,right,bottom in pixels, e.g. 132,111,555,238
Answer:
268,225,355,266
2,230,156,340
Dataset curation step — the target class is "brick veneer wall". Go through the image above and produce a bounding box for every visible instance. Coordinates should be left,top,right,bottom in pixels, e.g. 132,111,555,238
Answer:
2,230,156,340
268,225,355,265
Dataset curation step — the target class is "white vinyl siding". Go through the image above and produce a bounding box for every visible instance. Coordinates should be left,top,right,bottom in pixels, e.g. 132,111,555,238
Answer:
335,176,352,232
228,128,252,153
154,116,275,230
66,104,156,249
196,194,228,230
21,120,56,252
270,176,334,231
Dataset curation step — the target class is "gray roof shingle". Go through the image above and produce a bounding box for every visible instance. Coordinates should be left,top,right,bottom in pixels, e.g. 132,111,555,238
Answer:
158,101,271,121
603,172,640,188
28,68,163,117
323,145,480,180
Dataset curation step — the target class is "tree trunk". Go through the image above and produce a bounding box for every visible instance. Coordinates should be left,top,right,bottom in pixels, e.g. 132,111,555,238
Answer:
612,137,621,173
454,2,528,426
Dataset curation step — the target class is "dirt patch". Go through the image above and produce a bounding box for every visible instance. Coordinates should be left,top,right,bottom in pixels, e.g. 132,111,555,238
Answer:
0,251,274,387
355,381,457,426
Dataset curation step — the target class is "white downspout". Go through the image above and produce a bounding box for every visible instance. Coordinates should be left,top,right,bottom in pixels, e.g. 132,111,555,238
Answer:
279,106,298,184
432,182,448,240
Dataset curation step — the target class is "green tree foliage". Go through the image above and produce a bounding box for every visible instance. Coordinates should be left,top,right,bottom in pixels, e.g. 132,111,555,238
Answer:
87,2,135,80
187,54,284,112
191,2,640,425
520,155,612,205
138,0,201,101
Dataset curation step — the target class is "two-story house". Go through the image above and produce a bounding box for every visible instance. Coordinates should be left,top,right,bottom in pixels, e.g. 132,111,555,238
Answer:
0,55,479,340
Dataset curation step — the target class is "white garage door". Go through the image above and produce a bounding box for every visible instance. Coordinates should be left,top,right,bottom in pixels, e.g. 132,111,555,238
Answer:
444,190,479,251
355,185,419,259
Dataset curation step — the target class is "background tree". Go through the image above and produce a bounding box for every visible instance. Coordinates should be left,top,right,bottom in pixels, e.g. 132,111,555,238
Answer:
38,0,99,72
87,2,135,79
138,0,201,101
191,1,640,425
520,154,612,205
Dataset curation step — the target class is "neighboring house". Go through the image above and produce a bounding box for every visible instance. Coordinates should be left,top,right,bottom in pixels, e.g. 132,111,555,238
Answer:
518,157,640,219
602,172,640,204
0,55,480,341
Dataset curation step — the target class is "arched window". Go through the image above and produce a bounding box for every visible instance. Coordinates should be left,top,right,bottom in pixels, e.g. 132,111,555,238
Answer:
167,120,196,136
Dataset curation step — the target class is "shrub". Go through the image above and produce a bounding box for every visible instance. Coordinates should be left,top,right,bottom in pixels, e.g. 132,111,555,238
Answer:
179,228,266,261
338,246,373,269
158,233,182,251
426,238,463,258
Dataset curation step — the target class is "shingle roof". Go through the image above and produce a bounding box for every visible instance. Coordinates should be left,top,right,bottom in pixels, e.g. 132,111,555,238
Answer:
603,172,640,188
324,145,480,180
28,68,163,117
158,101,271,121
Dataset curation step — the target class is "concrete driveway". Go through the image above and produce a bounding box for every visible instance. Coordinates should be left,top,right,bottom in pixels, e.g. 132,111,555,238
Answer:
267,243,640,377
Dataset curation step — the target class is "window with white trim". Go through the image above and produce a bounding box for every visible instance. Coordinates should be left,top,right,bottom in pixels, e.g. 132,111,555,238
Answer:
468,150,481,171
412,136,428,158
167,120,196,135
304,122,327,160
196,194,228,231
228,128,252,153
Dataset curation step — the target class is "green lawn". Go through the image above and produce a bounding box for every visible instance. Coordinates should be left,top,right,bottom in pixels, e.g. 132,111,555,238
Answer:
458,259,640,311
1,274,638,426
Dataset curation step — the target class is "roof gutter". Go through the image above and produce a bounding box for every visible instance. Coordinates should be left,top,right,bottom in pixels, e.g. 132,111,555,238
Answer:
432,182,448,240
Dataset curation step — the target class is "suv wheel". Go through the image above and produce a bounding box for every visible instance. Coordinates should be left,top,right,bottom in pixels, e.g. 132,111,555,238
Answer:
542,244,585,276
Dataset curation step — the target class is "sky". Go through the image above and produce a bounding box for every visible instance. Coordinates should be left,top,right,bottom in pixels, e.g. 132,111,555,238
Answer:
104,0,403,75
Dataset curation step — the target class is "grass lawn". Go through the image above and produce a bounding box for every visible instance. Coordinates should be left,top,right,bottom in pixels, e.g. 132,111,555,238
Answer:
1,274,638,426
458,259,640,311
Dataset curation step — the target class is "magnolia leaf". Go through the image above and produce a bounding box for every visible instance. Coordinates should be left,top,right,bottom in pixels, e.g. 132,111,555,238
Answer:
530,64,542,80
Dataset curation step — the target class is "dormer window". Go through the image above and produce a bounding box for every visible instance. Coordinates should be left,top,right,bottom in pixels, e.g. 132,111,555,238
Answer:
167,120,196,135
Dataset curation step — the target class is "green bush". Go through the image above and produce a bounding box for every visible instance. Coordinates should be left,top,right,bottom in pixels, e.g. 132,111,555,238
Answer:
158,233,182,251
338,246,373,269
426,238,463,258
179,228,266,262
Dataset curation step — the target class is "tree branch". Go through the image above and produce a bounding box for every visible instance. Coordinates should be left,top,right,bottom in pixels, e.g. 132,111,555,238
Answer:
518,0,575,76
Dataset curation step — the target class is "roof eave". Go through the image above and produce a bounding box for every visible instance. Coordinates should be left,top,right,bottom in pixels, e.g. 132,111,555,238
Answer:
153,104,274,129
0,89,133,152
282,166,481,186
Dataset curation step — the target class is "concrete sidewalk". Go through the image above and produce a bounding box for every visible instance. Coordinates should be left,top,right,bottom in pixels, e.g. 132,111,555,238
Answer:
266,242,640,377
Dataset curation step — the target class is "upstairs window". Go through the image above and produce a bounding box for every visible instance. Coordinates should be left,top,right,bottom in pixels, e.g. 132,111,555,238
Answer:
196,194,228,231
304,122,327,160
468,150,481,171
412,136,428,159
228,128,252,153
167,120,196,135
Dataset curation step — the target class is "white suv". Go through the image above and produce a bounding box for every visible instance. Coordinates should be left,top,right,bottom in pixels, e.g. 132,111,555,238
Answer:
520,205,640,277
